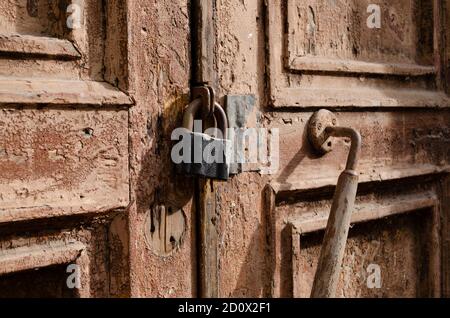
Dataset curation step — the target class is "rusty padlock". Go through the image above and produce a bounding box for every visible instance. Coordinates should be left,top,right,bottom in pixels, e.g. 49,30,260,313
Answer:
173,98,230,180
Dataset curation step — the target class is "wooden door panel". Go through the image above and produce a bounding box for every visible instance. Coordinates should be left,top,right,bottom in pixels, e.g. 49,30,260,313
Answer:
293,209,439,298
271,111,450,194
267,0,450,107
0,0,69,37
263,0,450,298
0,1,130,219
268,168,444,297
286,0,434,67
0,107,129,223
0,0,131,297
0,0,109,81
0,0,447,299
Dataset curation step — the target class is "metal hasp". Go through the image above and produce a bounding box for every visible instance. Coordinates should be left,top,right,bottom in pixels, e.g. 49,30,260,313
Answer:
308,109,362,298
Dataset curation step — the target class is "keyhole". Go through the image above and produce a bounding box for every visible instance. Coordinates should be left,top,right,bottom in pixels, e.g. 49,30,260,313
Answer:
144,205,186,257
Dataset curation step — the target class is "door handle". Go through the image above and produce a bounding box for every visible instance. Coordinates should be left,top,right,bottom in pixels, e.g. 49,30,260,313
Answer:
307,110,362,298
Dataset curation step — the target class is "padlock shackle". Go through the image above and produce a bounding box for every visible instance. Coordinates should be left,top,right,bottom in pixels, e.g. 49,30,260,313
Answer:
214,102,228,139
183,97,203,130
182,98,228,139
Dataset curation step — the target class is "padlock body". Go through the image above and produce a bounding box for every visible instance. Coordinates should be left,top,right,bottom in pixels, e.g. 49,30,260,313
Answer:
175,132,230,180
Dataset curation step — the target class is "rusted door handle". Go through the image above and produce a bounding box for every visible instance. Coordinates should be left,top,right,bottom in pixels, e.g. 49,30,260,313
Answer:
308,110,362,298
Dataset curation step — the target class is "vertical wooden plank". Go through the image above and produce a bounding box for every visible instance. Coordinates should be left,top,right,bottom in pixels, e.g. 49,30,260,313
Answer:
434,0,446,90
430,204,442,297
419,204,442,297
445,0,450,94
424,205,442,298
291,227,302,298
198,179,219,297
192,0,216,86
264,186,277,298
442,0,450,294
75,249,91,298
192,0,219,298
441,175,450,297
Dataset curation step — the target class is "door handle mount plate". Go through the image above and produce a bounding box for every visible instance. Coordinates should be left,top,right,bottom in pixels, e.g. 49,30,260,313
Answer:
308,109,339,155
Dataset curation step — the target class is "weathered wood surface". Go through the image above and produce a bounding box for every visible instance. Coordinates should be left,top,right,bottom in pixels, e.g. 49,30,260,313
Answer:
0,0,447,299
0,79,133,106
198,179,219,297
286,0,434,65
0,241,86,276
290,57,436,76
284,181,442,298
291,192,438,235
0,34,81,59
192,0,216,85
268,0,449,108
292,210,441,298
441,176,450,297
271,111,450,193
0,108,130,220
193,0,220,298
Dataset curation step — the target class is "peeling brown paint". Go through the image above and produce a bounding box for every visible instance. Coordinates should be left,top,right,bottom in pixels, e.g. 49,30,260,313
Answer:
0,0,449,299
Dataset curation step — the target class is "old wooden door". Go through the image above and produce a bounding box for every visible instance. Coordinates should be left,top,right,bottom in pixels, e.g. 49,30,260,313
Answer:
262,0,450,297
0,0,449,299
190,0,450,298
0,0,132,297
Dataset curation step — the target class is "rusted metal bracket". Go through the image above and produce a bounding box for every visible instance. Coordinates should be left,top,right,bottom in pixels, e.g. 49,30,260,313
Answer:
308,109,362,298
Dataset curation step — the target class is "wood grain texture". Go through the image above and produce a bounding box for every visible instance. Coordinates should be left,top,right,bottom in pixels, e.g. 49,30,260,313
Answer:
0,241,85,276
290,193,438,235
267,0,449,108
0,79,133,106
198,179,219,297
0,108,130,219
0,34,81,59
192,0,216,85
440,175,450,297
290,57,436,76
192,0,220,298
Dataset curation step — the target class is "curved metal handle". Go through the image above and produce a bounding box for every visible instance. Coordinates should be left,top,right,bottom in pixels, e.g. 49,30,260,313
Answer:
308,111,362,298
